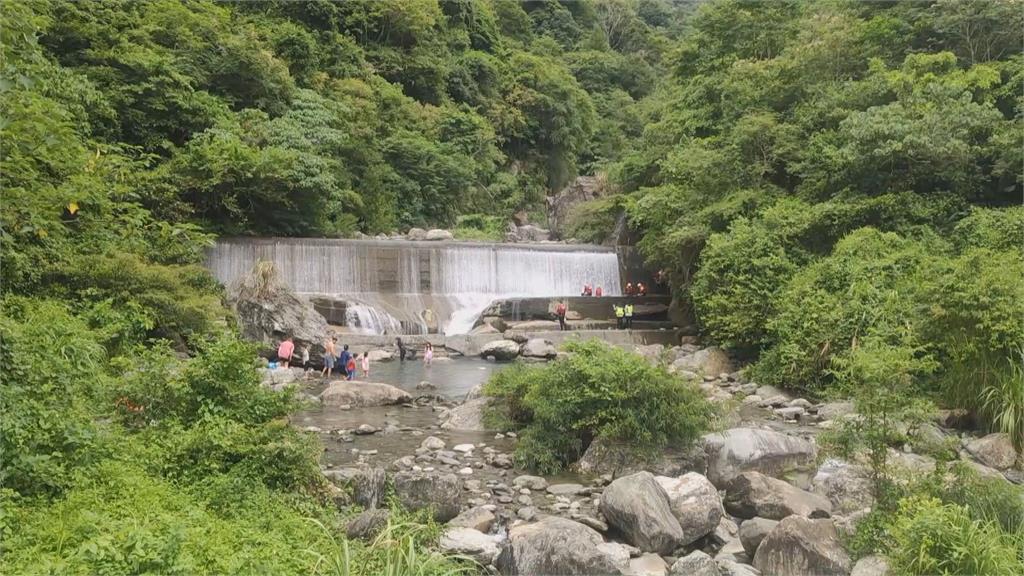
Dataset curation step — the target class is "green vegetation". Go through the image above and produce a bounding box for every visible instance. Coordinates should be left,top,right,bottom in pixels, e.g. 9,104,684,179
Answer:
483,340,715,474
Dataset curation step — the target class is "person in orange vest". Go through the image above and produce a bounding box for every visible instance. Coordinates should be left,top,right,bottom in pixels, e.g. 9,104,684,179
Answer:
637,282,647,296
625,282,634,296
595,286,603,297
555,300,568,331
582,284,593,296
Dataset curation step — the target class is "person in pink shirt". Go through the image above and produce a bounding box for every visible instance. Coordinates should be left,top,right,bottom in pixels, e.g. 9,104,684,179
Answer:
277,337,295,369
360,352,370,378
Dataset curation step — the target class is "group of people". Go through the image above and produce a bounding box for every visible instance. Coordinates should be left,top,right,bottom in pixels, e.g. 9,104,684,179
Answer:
394,337,434,365
580,284,603,297
321,337,371,380
624,282,648,296
613,303,635,329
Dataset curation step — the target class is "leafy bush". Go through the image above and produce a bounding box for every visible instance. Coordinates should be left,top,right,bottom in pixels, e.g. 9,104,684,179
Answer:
887,496,1023,575
483,339,715,473
452,213,505,241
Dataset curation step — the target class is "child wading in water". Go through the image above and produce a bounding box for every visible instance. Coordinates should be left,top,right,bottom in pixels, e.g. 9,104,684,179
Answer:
346,353,357,381
423,342,434,366
360,352,370,379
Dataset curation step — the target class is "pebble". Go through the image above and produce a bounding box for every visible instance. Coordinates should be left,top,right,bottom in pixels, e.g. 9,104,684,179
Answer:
453,444,475,454
458,467,473,475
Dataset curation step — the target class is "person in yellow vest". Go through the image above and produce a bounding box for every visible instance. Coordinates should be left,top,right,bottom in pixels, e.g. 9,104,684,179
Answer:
614,304,625,329
624,303,634,329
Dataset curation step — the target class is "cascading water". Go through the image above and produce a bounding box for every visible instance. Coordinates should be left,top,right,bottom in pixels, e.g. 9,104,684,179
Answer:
206,238,621,335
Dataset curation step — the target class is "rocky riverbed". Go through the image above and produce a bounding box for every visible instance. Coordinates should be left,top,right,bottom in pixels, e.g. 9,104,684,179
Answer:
265,344,1022,576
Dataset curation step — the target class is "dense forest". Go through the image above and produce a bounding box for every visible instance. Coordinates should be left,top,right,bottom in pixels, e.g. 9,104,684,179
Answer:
2,0,1022,573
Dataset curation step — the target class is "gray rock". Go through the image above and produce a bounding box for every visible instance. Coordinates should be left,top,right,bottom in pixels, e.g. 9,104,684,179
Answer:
520,338,557,359
346,508,390,540
421,436,445,451
754,386,791,402
516,506,538,521
578,437,707,477
577,514,609,533
393,472,462,521
366,349,393,362
703,428,818,488
496,516,625,575
600,472,685,554
480,339,521,361
628,553,668,576
812,460,874,515
546,483,585,496
425,228,454,241
441,397,493,431
672,347,734,376
775,407,805,420
407,227,427,240
320,381,412,407
440,527,501,565
323,465,387,509
725,471,832,520
449,506,496,532
739,517,778,557
514,475,549,491
654,473,723,545
816,402,855,421
717,558,762,576
669,550,717,576
965,433,1018,470
753,516,851,576
548,175,603,239
851,554,889,576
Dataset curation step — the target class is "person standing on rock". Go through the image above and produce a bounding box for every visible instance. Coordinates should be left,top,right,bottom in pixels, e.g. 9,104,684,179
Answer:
396,337,407,361
322,336,337,378
276,337,295,369
555,300,568,331
339,344,352,379
423,342,434,366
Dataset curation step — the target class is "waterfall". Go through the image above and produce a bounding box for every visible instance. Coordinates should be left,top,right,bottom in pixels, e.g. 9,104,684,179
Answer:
206,238,621,335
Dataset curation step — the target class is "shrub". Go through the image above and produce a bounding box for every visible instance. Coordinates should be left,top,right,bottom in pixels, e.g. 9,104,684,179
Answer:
483,339,715,474
887,496,1023,575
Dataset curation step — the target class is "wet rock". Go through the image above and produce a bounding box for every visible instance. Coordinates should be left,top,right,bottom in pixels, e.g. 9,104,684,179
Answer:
669,550,717,576
521,338,557,359
440,527,501,564
496,516,625,575
812,460,874,515
480,339,521,361
654,472,722,545
739,517,778,557
546,483,585,496
753,516,851,576
514,475,548,491
600,472,684,554
393,472,462,521
671,346,734,376
965,433,1018,470
323,465,387,509
354,424,378,435
703,428,818,488
724,472,832,520
851,554,889,576
320,381,412,407
421,436,446,451
628,553,668,576
346,508,390,540
425,228,454,241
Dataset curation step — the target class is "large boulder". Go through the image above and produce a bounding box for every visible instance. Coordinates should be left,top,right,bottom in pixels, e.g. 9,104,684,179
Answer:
669,550,718,576
851,555,889,576
547,175,603,239
392,472,462,521
703,428,818,487
577,437,707,477
739,517,779,557
671,346,733,376
480,339,521,361
753,516,852,576
812,460,874,515
496,516,625,575
407,227,427,240
425,228,454,241
654,473,723,545
717,559,762,576
320,381,411,407
228,261,329,359
724,472,832,520
440,397,493,431
520,338,557,359
440,527,502,565
448,506,496,532
599,471,685,554
346,508,390,540
323,465,387,509
965,433,1018,470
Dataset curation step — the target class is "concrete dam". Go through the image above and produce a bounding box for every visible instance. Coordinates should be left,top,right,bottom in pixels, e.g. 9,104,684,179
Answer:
206,237,622,335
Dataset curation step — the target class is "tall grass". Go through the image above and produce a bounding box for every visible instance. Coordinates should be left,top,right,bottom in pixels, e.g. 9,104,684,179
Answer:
941,340,1024,451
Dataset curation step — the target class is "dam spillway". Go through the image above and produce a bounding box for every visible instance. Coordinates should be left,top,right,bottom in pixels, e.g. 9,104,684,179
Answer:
206,238,622,335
